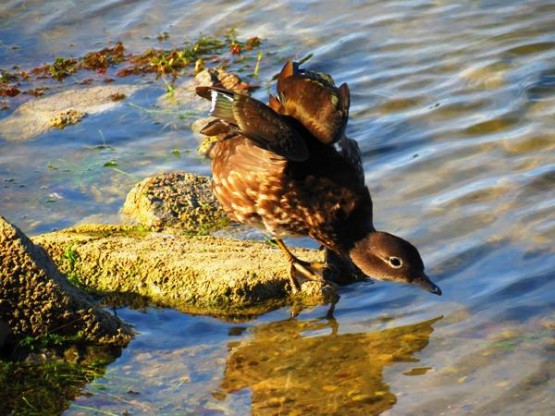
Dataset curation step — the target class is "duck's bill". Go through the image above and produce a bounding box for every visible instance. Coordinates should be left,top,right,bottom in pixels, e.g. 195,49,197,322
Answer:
413,273,442,296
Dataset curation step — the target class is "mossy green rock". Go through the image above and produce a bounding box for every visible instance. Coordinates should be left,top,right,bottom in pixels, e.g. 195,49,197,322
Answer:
121,171,229,233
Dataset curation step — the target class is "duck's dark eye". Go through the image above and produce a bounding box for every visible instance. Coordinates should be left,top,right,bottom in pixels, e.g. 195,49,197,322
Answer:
388,257,402,268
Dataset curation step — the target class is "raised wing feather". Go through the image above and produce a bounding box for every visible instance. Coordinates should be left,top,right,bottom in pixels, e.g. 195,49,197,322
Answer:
274,61,350,145
196,86,309,162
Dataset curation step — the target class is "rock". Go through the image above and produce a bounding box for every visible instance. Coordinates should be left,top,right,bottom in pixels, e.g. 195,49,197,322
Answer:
0,216,133,347
32,224,332,320
0,318,11,350
48,109,86,129
121,171,229,233
0,84,140,141
118,171,344,316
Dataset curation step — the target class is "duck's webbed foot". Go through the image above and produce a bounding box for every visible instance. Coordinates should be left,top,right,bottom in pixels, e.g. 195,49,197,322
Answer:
274,239,327,293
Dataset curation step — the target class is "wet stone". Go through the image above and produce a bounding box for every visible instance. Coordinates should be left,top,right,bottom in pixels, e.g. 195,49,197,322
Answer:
0,215,133,349
121,171,229,233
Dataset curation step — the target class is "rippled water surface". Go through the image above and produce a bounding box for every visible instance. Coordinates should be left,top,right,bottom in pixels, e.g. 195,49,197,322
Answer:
1,0,554,415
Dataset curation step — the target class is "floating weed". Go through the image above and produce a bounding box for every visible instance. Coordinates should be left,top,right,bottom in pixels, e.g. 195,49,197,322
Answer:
109,92,126,101
298,53,313,65
103,159,118,168
69,404,119,416
161,75,175,95
0,84,20,97
492,340,516,351
127,102,198,127
117,35,225,79
85,144,115,151
194,57,205,74
0,71,19,83
81,42,126,73
157,31,170,42
0,70,23,97
1,32,262,103
252,50,263,78
110,166,137,179
26,86,49,96
48,57,79,80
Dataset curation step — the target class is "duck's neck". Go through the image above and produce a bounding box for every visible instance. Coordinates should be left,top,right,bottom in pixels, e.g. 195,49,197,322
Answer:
331,203,375,255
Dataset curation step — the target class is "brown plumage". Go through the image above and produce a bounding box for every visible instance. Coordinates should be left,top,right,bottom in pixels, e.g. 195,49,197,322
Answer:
196,61,442,295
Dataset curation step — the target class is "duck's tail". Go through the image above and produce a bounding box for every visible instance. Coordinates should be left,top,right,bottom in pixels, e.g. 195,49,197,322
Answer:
196,86,236,124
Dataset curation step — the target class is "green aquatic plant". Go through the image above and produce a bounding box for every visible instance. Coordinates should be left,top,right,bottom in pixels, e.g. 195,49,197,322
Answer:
0,351,116,414
81,42,126,72
48,57,79,80
117,32,259,80
252,50,263,78
63,244,79,270
0,31,262,100
63,244,85,289
18,332,70,351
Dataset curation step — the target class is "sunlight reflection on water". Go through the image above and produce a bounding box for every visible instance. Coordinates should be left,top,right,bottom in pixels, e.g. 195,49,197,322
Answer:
1,0,554,415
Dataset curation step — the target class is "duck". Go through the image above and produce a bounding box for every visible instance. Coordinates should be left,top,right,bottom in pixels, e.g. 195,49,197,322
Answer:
196,61,441,296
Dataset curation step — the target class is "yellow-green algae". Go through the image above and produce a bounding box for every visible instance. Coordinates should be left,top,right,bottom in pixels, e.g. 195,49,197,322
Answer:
0,216,132,348
32,224,335,320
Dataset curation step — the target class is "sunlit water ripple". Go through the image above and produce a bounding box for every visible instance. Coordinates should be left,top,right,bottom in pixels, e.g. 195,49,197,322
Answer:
1,0,554,414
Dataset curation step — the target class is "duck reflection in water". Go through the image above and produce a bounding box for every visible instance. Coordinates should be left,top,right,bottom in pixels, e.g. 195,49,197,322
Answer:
214,315,442,415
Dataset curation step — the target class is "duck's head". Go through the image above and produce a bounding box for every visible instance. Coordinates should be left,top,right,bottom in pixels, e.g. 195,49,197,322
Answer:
349,231,442,295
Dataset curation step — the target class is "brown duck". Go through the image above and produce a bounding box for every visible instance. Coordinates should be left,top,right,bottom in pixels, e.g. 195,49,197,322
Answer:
196,61,441,295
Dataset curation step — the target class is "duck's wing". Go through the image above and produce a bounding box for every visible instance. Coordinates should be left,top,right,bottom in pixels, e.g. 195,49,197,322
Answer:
196,86,309,162
273,61,350,145
338,135,365,187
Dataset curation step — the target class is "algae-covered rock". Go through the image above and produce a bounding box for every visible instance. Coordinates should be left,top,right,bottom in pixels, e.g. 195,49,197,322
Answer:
121,171,229,233
0,216,132,347
48,108,86,129
32,224,335,319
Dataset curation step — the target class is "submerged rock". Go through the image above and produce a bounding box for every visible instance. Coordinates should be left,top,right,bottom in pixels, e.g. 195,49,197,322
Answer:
0,84,140,141
0,216,133,349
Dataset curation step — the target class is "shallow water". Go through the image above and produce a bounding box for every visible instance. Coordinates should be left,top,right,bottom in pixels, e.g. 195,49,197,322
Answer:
1,0,554,415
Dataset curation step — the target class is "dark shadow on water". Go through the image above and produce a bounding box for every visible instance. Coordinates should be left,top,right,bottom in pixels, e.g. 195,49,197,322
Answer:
0,344,123,415
215,314,442,415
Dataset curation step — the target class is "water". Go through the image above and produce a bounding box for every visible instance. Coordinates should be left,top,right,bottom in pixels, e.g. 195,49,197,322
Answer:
1,0,554,414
